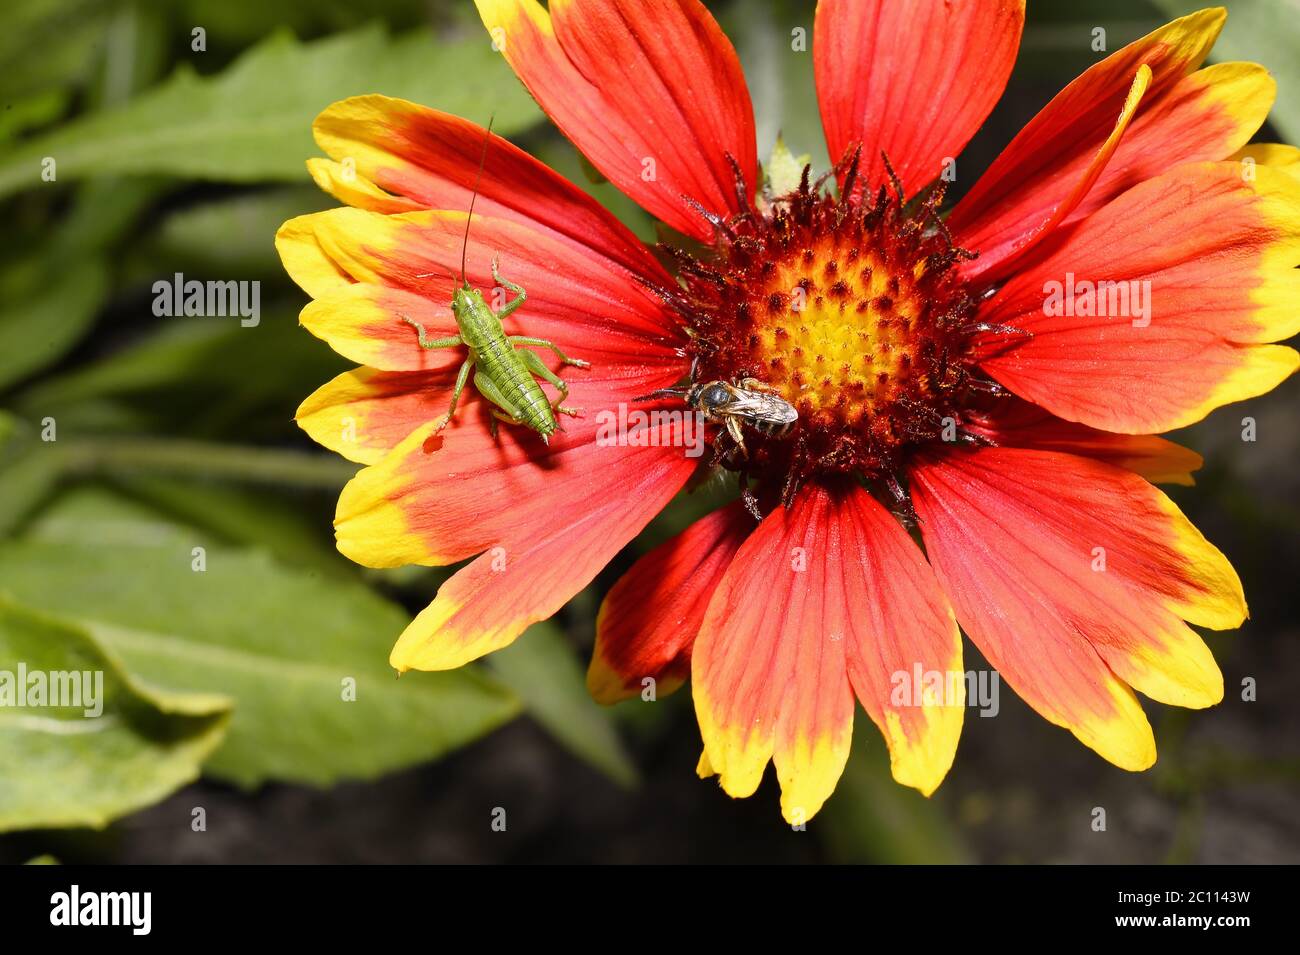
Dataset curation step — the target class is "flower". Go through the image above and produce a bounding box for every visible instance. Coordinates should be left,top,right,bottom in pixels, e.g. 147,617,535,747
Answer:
276,1,1299,822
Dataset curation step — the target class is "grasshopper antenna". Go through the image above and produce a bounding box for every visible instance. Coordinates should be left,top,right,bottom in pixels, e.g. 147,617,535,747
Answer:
460,114,494,289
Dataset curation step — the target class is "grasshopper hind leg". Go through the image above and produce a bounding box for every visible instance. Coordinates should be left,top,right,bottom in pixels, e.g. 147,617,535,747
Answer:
516,348,584,420
472,365,547,443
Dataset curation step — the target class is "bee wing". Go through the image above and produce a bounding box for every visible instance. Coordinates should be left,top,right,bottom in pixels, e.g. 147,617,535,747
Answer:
726,390,799,424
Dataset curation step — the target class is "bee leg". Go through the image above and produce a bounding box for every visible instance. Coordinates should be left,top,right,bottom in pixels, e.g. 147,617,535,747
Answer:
884,473,920,528
740,478,763,521
737,377,779,394
725,417,748,459
780,469,802,509
492,256,528,319
510,336,590,369
399,315,463,350
708,431,730,469
434,358,475,433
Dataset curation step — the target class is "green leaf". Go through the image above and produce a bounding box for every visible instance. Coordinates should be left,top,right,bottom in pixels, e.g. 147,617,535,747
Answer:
0,0,112,103
134,186,331,280
0,22,542,200
104,474,346,578
0,598,232,833
816,721,971,863
0,445,67,536
0,88,70,145
487,623,639,787
1148,0,1300,142
14,311,348,440
0,259,108,391
0,487,520,787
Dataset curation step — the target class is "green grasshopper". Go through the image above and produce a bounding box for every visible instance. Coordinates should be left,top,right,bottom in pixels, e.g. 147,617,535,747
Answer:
400,120,588,444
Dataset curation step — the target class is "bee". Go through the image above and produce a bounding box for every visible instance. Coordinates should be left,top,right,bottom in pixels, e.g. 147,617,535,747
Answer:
641,377,798,460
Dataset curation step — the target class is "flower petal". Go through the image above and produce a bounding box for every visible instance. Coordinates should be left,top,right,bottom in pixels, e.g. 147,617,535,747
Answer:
1232,142,1300,182
334,345,691,570
963,63,1152,280
952,9,1275,280
311,95,667,279
300,206,684,343
589,502,752,704
296,367,462,465
693,484,854,822
381,420,697,671
473,0,757,241
976,161,1300,433
275,215,353,298
305,157,422,214
963,396,1203,486
813,0,1024,197
838,484,964,796
911,447,1243,769
299,284,461,372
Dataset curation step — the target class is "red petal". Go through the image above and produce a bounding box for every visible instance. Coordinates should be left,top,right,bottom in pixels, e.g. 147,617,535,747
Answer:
838,484,964,796
814,0,1024,197
303,206,683,345
296,367,465,465
975,161,1300,433
963,396,1203,486
589,502,752,704
311,95,668,282
474,0,757,242
359,418,698,671
693,484,854,822
951,9,1274,281
911,447,1244,770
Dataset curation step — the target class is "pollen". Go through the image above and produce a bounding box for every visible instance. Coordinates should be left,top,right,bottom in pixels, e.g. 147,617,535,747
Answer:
665,152,992,501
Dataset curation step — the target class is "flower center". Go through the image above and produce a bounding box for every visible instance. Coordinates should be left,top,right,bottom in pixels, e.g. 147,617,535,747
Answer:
665,157,993,504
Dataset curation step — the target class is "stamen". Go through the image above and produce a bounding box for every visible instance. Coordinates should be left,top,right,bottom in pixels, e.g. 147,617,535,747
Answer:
665,141,990,495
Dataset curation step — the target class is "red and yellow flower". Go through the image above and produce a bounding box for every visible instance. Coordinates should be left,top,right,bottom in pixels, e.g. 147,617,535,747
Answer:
277,1,1298,822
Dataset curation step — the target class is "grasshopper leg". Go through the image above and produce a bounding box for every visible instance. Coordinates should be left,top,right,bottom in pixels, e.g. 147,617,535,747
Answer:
472,364,532,442
399,314,462,350
492,256,527,319
509,336,590,369
487,408,526,443
516,348,584,419
433,358,475,433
